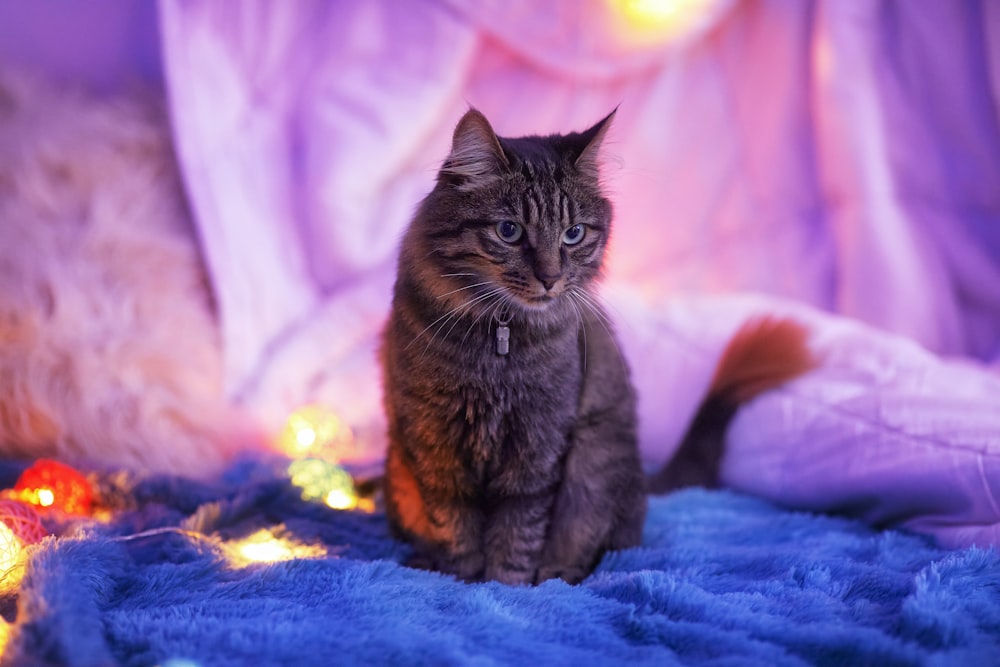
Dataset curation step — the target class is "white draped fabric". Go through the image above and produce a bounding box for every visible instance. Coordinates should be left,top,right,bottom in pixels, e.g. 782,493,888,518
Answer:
157,0,1000,545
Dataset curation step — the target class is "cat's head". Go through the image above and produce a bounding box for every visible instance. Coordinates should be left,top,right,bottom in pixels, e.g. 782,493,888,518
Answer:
409,108,615,320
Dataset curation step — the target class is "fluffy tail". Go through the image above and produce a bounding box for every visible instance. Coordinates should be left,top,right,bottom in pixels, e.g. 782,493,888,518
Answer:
646,316,815,494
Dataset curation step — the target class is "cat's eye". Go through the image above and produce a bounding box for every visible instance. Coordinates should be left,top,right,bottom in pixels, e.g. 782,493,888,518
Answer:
562,224,585,245
496,220,523,243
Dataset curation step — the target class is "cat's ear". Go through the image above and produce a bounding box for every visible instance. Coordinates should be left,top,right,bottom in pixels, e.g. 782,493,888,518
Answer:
440,108,509,188
572,108,616,181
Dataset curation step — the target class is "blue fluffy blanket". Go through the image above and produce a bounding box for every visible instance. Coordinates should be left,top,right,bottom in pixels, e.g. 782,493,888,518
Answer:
3,458,999,666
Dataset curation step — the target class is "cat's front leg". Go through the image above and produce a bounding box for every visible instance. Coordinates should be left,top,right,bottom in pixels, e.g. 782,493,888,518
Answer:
422,503,487,581
483,492,554,586
404,500,486,582
386,446,486,581
535,434,645,585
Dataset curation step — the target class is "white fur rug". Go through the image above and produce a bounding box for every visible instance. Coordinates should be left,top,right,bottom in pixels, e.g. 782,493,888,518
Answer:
0,70,248,476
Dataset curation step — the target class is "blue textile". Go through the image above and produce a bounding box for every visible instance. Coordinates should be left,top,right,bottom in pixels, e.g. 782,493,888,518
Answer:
5,458,1000,666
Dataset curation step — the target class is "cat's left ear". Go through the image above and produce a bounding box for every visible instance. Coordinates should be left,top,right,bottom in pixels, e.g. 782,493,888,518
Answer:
440,108,509,189
572,108,616,181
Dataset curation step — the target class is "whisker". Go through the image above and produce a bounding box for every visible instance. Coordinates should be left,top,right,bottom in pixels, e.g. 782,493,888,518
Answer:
572,288,612,326
570,287,630,379
405,293,488,352
411,287,504,359
583,286,633,335
436,281,494,300
461,291,506,347
406,280,501,352
441,288,503,344
568,292,587,375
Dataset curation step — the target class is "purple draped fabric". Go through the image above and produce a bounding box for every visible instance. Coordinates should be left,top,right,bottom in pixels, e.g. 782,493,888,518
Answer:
159,3,999,407
156,0,1000,544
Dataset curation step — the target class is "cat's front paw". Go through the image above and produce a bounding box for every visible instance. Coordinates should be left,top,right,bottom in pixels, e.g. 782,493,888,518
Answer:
406,548,484,582
484,565,537,587
535,565,588,585
404,551,438,572
443,551,486,582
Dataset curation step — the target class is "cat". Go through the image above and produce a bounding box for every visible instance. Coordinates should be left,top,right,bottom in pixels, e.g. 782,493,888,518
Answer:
381,108,815,586
381,108,644,585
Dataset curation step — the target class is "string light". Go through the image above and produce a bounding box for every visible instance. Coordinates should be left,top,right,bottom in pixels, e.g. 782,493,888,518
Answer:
0,500,47,594
0,522,24,593
0,523,20,573
12,459,93,515
0,448,362,653
324,488,357,511
287,458,361,511
0,500,47,545
103,526,329,570
0,619,9,658
224,528,327,567
278,404,356,462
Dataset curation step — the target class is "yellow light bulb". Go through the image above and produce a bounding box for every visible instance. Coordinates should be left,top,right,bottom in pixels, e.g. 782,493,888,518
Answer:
621,0,683,21
37,489,54,507
288,458,360,511
225,528,327,568
612,0,723,46
238,537,293,563
0,523,24,593
295,426,317,449
0,524,19,572
278,405,355,461
324,488,357,511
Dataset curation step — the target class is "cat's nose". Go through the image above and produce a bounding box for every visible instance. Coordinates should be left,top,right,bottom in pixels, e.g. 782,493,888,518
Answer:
535,271,561,291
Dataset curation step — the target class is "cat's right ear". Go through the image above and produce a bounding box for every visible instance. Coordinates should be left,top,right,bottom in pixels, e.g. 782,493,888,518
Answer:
439,108,509,189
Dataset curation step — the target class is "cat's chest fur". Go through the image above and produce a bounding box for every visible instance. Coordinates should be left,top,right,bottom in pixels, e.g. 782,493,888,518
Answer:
389,294,583,495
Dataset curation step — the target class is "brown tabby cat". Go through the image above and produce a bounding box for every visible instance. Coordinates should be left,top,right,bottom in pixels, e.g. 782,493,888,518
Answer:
381,108,644,585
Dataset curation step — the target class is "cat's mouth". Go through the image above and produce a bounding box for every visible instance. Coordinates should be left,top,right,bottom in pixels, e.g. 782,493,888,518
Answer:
516,292,561,310
502,281,567,311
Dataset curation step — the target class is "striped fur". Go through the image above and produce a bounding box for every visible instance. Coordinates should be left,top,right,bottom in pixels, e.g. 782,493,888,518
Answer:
382,109,644,585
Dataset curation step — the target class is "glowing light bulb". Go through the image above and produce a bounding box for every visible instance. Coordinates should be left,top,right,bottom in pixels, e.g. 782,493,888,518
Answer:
621,0,685,21
13,459,93,515
37,489,54,507
0,522,24,593
296,427,317,449
279,405,355,461
288,458,360,510
0,523,20,573
324,488,357,511
611,0,728,46
225,528,327,567
238,534,293,563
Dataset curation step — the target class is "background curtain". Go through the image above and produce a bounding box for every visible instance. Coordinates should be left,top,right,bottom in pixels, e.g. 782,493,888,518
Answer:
158,0,1000,464
2,0,999,544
